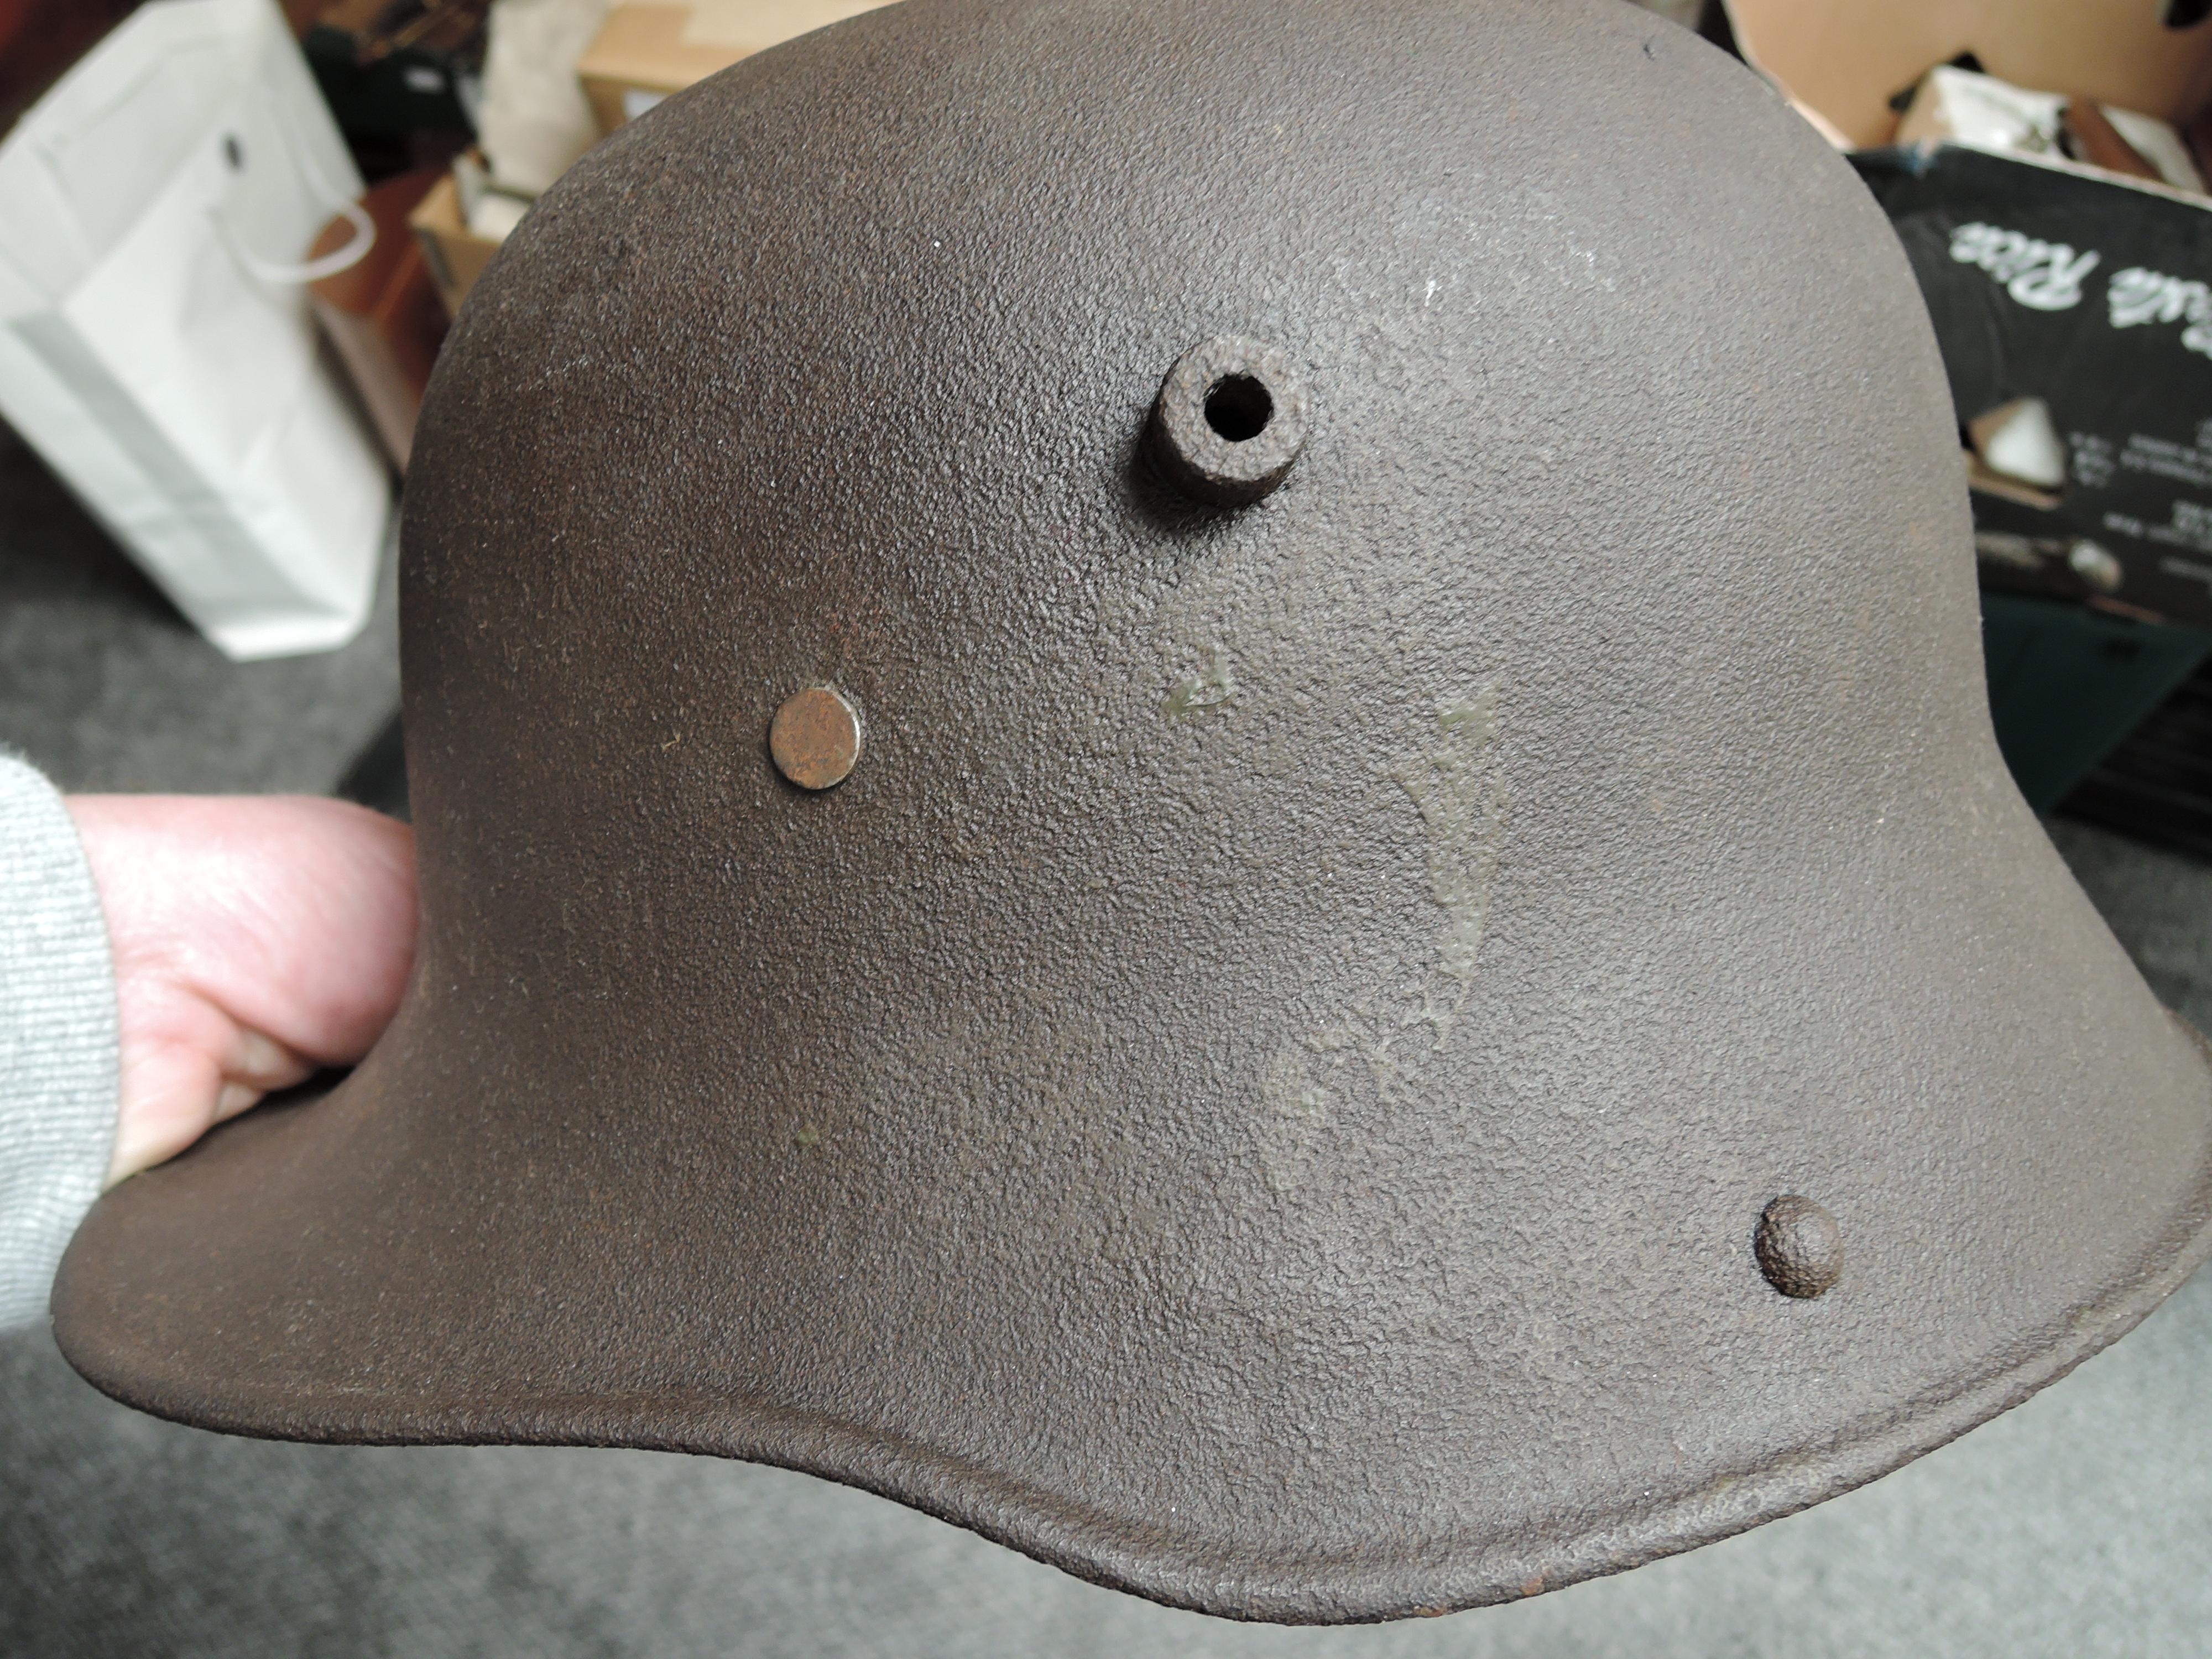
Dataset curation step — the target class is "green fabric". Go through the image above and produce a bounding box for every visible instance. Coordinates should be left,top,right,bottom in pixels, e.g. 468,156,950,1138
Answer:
1981,592,2212,813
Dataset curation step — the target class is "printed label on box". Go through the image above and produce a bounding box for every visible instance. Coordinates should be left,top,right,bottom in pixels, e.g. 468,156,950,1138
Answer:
1859,145,2212,628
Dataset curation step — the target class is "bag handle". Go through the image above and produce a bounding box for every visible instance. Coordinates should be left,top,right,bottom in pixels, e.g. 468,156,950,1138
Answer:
207,126,375,286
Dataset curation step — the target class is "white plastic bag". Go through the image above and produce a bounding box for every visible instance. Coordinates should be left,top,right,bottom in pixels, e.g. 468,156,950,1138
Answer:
478,0,611,198
0,0,392,661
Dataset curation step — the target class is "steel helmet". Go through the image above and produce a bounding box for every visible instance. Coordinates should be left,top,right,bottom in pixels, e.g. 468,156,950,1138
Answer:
55,0,2212,1624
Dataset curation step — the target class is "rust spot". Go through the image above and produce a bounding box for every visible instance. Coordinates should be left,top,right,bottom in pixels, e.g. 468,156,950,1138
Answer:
769,686,862,790
1520,1574,1545,1598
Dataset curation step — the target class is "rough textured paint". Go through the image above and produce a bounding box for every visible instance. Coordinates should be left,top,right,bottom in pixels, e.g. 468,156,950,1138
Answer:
49,0,2212,1626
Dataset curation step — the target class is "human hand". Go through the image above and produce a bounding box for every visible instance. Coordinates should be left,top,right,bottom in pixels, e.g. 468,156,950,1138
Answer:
64,796,418,1186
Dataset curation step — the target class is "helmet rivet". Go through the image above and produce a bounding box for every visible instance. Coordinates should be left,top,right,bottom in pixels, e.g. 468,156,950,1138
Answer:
1145,335,1310,507
769,685,863,790
1755,1195,1843,1299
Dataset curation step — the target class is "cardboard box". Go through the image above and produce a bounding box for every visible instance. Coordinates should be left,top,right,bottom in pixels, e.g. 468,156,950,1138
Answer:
1722,0,2212,152
408,166,504,318
1721,0,2212,630
310,167,450,472
576,0,893,134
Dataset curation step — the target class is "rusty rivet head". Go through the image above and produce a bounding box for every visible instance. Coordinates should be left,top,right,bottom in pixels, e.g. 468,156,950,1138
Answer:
1756,1195,1844,1299
1145,335,1310,508
769,685,862,790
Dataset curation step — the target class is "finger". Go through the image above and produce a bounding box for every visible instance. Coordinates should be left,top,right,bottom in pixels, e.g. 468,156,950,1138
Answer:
105,1018,311,1186
200,802,418,1063
207,1024,316,1135
67,795,419,1067
226,1026,314,1097
107,1037,228,1187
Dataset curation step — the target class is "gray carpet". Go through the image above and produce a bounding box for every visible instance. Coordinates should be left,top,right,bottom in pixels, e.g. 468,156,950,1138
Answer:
1,430,2208,1656
0,420,399,797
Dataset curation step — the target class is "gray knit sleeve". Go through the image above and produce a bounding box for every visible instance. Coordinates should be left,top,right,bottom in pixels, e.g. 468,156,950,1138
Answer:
0,753,118,1331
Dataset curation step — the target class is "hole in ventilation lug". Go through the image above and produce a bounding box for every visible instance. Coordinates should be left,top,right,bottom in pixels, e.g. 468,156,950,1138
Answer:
1145,336,1309,508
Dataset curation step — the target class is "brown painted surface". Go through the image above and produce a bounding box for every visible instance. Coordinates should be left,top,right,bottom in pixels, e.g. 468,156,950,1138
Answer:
52,0,2212,1624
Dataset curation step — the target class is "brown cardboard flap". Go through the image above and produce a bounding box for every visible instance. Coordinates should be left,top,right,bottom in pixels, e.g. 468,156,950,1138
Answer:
577,0,898,132
576,4,749,97
406,170,503,320
309,168,444,315
1725,0,2212,148
680,0,893,51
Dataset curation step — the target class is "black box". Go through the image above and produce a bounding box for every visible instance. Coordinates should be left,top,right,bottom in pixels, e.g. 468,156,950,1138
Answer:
1855,142,2212,629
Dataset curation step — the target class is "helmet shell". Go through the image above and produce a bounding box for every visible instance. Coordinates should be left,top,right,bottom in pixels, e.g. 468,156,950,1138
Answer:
55,0,2212,1623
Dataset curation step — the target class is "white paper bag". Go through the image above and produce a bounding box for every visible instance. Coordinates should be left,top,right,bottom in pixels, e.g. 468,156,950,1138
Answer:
0,0,392,661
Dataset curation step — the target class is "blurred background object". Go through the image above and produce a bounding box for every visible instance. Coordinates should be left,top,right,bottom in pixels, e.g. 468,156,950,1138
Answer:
2063,645,2212,859
1893,62,2206,194
0,0,144,142
577,0,894,132
301,0,486,178
476,0,609,194
405,0,901,314
1715,0,2212,826
406,154,506,313
0,412,399,795
1980,592,2212,810
0,0,392,661
309,167,451,469
392,0,613,317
